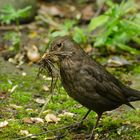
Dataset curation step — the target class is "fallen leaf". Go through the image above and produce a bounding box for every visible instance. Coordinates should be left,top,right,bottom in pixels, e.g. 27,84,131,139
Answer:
23,117,44,124
20,130,29,136
42,109,52,114
8,85,18,93
26,108,38,113
27,45,40,62
84,44,93,54
0,121,8,128
39,5,64,17
23,118,33,124
45,114,60,123
10,104,23,109
42,85,49,92
107,56,131,67
81,5,94,20
59,111,75,117
22,72,27,76
0,91,9,99
35,98,46,104
31,117,44,124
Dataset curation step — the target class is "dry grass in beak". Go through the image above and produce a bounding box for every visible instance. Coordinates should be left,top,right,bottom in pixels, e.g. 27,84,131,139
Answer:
37,53,59,117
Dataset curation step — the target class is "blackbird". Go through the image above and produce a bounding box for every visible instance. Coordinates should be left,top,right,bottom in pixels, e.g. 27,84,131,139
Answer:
42,36,140,139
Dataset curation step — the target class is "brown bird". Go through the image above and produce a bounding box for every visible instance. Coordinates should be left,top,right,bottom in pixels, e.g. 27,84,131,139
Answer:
42,36,140,139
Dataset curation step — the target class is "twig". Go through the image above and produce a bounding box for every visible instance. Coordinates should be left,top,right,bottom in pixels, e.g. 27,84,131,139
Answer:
0,24,28,31
38,15,60,29
14,121,82,140
38,58,59,117
38,94,53,117
94,5,104,17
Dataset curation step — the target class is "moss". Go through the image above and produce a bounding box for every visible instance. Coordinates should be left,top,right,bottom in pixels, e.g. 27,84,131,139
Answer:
11,91,32,105
0,62,140,139
0,120,21,139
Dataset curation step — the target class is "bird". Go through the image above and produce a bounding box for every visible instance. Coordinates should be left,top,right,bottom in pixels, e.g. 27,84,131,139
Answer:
41,36,140,139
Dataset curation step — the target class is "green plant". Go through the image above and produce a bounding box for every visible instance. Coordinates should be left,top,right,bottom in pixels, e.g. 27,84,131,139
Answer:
4,32,21,52
50,20,77,37
88,0,140,54
0,5,31,52
0,4,31,25
73,27,87,44
49,0,140,54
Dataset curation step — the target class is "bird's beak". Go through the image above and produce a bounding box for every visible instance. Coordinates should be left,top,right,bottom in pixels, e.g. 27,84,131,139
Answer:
41,51,73,63
41,51,59,63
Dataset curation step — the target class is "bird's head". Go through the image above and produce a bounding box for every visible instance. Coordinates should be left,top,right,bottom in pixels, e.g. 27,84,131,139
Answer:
42,36,84,63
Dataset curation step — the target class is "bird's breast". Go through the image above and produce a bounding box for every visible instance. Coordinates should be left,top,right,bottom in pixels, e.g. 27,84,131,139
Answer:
60,59,83,98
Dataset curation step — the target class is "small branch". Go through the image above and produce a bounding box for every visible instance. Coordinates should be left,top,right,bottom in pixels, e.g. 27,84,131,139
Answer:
38,94,53,117
38,15,61,29
14,121,82,140
38,76,59,117
0,24,28,31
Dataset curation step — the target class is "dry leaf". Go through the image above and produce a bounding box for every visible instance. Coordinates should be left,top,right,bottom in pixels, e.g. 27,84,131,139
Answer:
0,91,9,99
26,108,38,113
59,111,75,117
42,109,52,114
10,104,23,109
8,85,18,93
42,85,49,91
39,5,64,17
31,117,44,124
21,72,27,76
35,98,46,104
0,121,8,128
107,56,131,67
27,45,40,62
23,117,44,124
81,5,94,20
20,130,29,136
23,118,33,124
45,114,60,123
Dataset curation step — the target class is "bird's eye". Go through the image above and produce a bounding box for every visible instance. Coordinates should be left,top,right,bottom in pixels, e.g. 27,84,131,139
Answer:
57,43,62,48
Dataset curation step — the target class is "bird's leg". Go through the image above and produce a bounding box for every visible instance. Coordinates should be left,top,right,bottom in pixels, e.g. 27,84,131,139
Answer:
68,109,91,131
79,109,91,125
88,113,102,140
74,109,91,128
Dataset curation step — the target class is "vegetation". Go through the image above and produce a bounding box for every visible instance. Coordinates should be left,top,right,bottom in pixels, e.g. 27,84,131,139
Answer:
50,0,140,54
0,0,140,139
0,4,31,25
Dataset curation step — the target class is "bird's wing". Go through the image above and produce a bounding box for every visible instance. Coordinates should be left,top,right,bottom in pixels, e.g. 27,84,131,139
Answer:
80,59,127,103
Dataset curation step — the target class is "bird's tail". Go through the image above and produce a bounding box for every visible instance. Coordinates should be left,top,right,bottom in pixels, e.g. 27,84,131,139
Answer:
124,87,140,102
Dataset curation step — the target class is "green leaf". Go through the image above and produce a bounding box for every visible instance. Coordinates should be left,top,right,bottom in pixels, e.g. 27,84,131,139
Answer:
88,15,109,31
121,19,140,34
73,27,87,44
117,43,139,55
51,30,68,37
16,6,31,18
4,32,20,52
62,20,76,31
94,37,106,47
0,4,31,24
132,37,140,45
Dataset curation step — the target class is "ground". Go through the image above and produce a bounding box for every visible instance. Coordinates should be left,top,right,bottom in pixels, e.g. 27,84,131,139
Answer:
0,54,140,140
0,0,140,140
